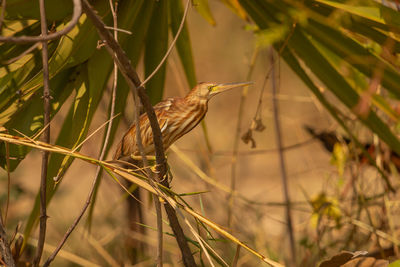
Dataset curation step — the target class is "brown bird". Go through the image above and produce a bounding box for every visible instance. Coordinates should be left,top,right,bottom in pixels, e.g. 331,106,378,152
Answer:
114,82,252,161
114,82,251,263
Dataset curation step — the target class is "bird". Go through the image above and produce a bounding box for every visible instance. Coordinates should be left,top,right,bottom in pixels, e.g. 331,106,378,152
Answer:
113,81,252,263
114,82,252,161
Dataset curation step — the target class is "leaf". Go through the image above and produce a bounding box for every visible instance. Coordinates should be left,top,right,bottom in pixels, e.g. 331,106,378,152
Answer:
4,0,73,20
169,0,197,88
23,48,111,246
279,44,394,191
144,0,169,105
221,0,248,20
330,143,347,177
0,68,75,171
0,13,104,124
315,0,400,30
320,251,388,267
304,20,400,99
288,29,400,155
88,0,159,237
192,0,216,26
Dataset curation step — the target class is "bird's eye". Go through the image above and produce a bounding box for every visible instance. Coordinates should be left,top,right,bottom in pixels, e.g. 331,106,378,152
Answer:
208,85,215,91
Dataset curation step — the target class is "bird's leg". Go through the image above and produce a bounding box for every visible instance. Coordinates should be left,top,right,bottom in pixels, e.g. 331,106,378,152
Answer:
166,164,173,184
130,155,169,180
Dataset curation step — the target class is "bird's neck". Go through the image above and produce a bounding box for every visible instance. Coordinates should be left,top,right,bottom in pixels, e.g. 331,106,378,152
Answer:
184,94,209,106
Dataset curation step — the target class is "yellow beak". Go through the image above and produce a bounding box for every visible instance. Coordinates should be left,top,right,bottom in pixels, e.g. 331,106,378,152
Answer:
210,82,253,95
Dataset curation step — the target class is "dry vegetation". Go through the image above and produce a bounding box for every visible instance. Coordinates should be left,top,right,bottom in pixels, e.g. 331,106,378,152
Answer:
1,1,400,267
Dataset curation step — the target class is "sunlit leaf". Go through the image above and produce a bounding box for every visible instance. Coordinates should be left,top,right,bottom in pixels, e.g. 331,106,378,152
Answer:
193,0,216,26
170,0,197,88
144,0,169,104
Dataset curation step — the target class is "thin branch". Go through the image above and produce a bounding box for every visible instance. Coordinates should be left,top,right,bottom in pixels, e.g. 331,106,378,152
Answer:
132,82,164,267
0,0,6,33
270,48,296,266
0,216,15,267
3,130,11,226
227,47,258,227
0,132,284,267
43,1,195,266
131,0,190,264
140,0,191,87
43,0,120,264
33,0,51,264
0,0,81,43
104,26,132,35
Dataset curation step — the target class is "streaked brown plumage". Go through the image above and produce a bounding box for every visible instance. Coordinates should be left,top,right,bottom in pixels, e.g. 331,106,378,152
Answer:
114,82,252,161
114,82,251,263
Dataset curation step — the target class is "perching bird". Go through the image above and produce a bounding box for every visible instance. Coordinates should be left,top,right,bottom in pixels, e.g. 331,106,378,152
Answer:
114,82,252,161
114,82,252,263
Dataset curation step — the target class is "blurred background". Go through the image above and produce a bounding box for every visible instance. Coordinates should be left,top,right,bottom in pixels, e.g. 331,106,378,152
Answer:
2,0,398,266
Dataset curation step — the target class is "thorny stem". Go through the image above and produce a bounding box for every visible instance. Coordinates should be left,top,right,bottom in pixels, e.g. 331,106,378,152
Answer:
227,47,259,228
0,0,81,43
33,0,50,265
270,49,296,265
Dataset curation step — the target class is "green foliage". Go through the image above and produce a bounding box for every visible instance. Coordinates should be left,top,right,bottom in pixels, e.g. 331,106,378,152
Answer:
240,0,400,168
2,0,400,264
0,0,198,247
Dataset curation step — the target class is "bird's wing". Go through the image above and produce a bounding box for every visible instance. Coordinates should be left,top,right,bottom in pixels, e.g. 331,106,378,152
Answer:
153,98,174,111
114,98,176,159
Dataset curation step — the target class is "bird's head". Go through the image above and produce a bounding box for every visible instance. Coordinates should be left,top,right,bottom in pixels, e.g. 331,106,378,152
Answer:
188,82,253,100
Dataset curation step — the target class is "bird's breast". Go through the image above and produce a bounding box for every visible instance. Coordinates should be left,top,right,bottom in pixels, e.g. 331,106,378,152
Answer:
163,102,208,147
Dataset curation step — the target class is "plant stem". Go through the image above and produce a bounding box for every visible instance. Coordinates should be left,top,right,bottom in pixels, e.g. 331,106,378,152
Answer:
270,48,296,266
33,0,50,264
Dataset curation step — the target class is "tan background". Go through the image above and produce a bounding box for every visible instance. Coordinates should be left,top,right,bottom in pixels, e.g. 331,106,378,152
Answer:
0,2,339,266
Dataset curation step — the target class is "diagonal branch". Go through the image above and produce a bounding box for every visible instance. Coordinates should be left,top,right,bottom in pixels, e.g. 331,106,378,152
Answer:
43,1,196,266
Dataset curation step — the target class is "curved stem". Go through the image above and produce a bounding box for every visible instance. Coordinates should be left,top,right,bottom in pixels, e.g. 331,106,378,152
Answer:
0,0,81,43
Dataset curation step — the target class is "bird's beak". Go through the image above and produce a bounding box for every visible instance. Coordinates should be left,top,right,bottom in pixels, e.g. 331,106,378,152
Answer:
210,82,253,95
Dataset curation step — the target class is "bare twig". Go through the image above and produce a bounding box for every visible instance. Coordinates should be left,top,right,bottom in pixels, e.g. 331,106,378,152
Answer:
33,0,51,265
43,1,196,266
132,0,190,264
4,132,10,226
43,0,119,264
227,47,258,227
0,132,284,267
270,48,296,266
232,245,241,267
104,26,132,35
132,84,164,266
0,0,6,33
0,0,81,43
0,216,15,267
140,0,190,87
